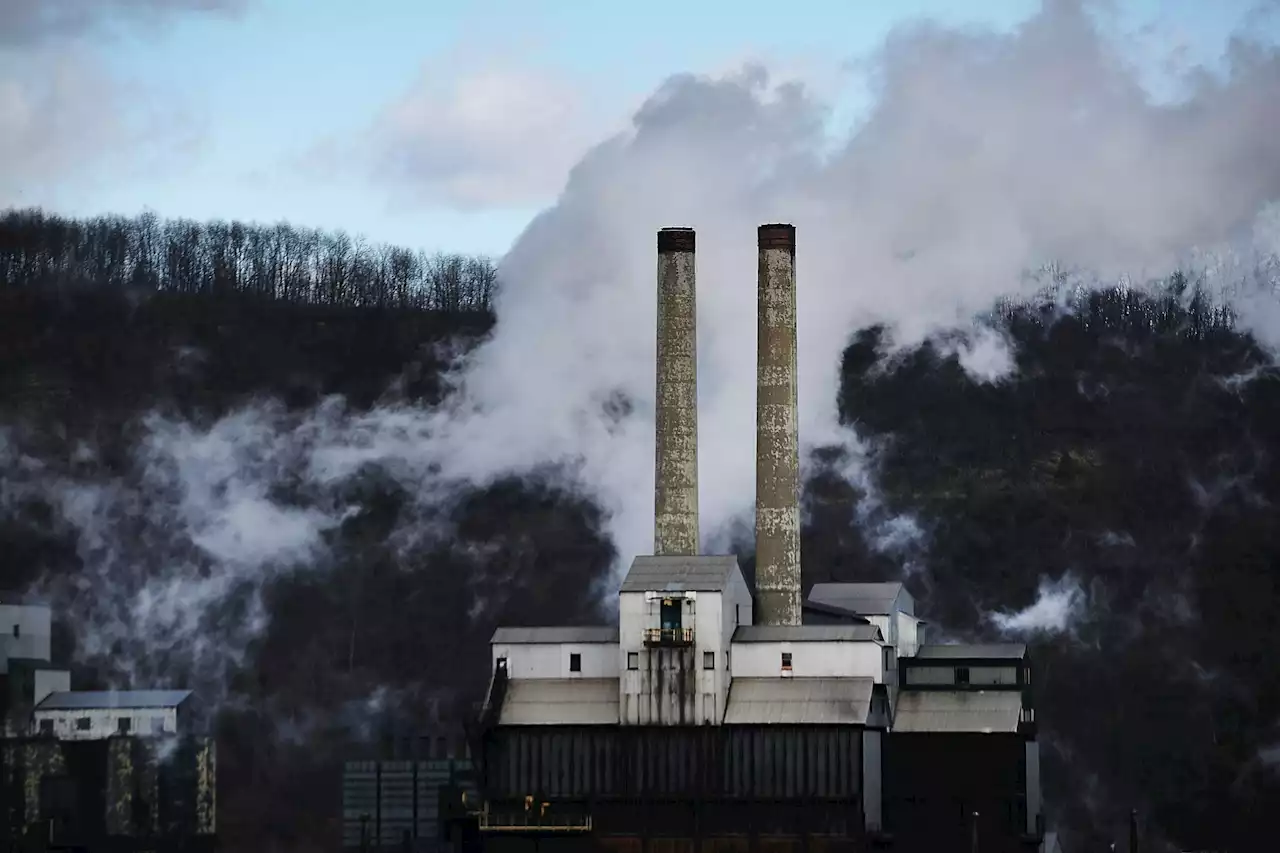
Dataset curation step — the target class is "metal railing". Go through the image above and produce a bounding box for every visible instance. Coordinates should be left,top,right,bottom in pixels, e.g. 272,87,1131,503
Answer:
643,627,695,645
478,806,593,833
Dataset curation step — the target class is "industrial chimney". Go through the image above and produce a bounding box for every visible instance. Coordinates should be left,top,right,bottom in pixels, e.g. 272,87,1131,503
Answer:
654,228,699,556
755,224,801,626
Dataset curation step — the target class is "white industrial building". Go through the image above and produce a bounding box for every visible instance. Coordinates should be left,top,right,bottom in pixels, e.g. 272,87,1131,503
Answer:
487,557,1022,736
32,689,193,740
3,595,199,742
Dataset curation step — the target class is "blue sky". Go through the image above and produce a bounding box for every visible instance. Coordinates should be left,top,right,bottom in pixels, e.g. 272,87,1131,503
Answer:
1,0,1270,256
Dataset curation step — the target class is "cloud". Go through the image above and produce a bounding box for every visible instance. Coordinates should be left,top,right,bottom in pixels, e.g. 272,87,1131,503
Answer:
0,47,207,208
0,0,247,46
342,60,610,210
0,0,226,208
0,51,128,206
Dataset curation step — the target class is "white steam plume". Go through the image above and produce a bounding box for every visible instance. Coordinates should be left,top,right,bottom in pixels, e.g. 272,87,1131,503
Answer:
989,574,1089,636
439,0,1280,575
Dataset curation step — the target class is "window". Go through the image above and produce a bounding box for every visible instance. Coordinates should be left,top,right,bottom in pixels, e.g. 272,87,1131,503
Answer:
781,652,793,670
703,651,715,670
38,719,53,735
735,604,741,625
569,653,581,673
117,717,132,733
660,598,682,631
627,652,639,670
956,666,970,686
11,623,18,638
75,717,90,731
149,717,166,734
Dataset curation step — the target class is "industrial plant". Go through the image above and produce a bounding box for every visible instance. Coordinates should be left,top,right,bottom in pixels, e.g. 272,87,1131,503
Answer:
0,596,216,851
364,225,1048,853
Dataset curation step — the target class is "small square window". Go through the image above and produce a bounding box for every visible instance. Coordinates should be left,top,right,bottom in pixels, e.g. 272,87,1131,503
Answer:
781,652,793,669
117,717,132,733
627,652,639,670
703,651,715,670
38,719,53,735
956,666,970,686
75,717,90,731
569,653,582,673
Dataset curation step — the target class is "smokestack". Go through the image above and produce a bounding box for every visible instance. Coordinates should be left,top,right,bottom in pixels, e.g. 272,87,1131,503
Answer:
654,227,699,556
755,223,801,626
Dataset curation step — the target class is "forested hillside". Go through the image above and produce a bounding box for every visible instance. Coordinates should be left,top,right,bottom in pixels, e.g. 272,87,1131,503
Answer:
2,208,1279,852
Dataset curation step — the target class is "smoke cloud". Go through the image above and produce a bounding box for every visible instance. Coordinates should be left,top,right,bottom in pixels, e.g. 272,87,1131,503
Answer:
434,0,1280,577
989,574,1089,635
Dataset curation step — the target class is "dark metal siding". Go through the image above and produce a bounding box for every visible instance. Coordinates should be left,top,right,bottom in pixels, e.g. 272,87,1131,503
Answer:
883,733,1031,853
482,726,862,801
342,759,475,850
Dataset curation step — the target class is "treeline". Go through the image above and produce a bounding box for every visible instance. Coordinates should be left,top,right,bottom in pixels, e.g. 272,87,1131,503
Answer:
0,208,499,313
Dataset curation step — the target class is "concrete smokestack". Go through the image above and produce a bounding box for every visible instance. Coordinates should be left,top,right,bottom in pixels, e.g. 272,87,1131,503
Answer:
654,227,699,556
755,223,801,626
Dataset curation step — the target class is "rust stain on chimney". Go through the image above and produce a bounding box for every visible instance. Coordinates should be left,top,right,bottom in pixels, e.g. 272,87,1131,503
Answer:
654,227,699,556
755,223,801,626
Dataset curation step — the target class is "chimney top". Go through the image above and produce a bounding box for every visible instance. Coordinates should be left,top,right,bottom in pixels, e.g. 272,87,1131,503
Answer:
758,224,795,251
658,228,696,253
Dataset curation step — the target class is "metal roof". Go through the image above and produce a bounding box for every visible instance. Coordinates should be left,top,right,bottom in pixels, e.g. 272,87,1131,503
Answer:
806,582,911,616
913,643,1027,660
491,626,618,645
724,677,875,725
892,690,1023,733
498,678,619,725
733,624,883,643
618,555,741,593
801,599,874,624
34,690,192,711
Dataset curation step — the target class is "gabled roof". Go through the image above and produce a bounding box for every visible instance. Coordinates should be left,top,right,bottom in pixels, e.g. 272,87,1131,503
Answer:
35,690,192,711
892,690,1023,733
619,555,742,593
498,678,619,725
491,626,618,645
724,677,875,725
806,582,913,616
913,643,1027,660
733,624,883,643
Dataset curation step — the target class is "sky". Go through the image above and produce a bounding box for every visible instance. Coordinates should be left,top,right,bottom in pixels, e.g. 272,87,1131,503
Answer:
1,0,1271,256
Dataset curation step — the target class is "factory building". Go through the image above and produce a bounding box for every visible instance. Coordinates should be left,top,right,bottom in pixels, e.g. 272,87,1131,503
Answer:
32,689,193,740
434,225,1047,853
0,596,216,851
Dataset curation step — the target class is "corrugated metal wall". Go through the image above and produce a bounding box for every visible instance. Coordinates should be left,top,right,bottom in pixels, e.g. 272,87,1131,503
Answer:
342,758,475,850
482,726,862,801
